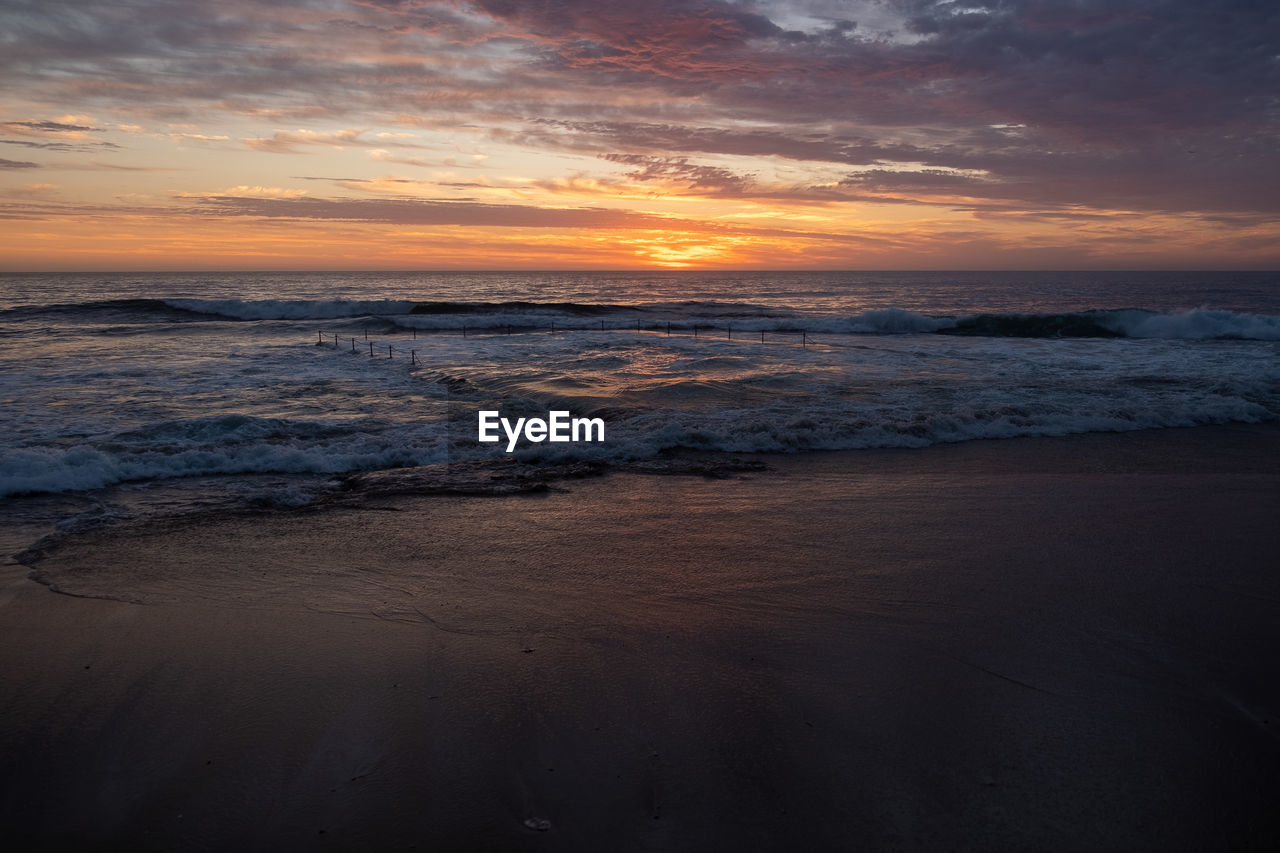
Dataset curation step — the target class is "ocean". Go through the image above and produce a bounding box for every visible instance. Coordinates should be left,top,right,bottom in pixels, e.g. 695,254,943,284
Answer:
1,270,1277,537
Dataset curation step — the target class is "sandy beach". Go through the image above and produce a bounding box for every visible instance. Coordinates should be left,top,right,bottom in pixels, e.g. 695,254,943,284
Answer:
3,424,1279,851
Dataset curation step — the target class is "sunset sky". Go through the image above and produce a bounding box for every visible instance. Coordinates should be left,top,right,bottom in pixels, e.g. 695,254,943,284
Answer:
1,0,1277,270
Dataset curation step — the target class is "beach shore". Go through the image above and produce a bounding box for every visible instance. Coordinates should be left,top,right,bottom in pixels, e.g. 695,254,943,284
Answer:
3,424,1279,851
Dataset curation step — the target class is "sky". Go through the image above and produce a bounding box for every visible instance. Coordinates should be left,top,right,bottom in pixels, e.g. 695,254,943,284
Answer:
0,0,1277,270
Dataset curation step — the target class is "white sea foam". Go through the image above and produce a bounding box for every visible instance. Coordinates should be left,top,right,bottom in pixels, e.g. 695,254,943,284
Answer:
1099,308,1280,340
844,308,952,334
0,415,446,497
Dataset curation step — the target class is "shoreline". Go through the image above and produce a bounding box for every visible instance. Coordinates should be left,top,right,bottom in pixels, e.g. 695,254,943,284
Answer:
3,422,1280,850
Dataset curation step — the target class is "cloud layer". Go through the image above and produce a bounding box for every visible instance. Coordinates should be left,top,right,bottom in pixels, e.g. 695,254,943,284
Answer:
2,0,1277,267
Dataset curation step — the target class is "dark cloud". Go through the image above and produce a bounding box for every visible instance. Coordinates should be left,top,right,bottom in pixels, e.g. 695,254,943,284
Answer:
2,120,102,133
186,193,901,248
192,194,688,229
480,0,1279,213
0,118,122,154
602,153,753,193
83,160,182,172
1,138,122,152
469,0,789,81
0,158,41,169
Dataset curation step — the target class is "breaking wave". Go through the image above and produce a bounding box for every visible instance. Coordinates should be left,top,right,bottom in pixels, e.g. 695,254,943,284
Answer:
163,298,419,320
3,297,1277,341
0,414,444,497
940,308,1280,340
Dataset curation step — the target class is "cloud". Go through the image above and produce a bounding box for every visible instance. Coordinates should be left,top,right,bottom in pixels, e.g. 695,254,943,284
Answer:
218,185,309,198
0,0,1275,232
519,115,1279,213
2,119,101,135
82,160,183,172
467,0,789,79
5,183,59,199
184,192,887,249
477,0,1279,214
601,154,754,194
170,132,231,145
183,191,938,252
367,148,435,168
243,128,370,153
0,158,40,169
0,138,121,152
0,116,122,152
191,193,690,229
243,128,439,154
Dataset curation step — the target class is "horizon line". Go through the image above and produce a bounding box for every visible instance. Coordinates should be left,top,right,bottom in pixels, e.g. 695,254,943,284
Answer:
2,268,1278,275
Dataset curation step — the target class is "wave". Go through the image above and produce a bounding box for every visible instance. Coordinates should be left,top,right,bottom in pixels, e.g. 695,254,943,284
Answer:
163,298,418,320
0,414,444,497
1098,308,1280,340
409,300,632,316
0,298,215,323
939,308,1280,340
513,396,1278,464
160,298,641,321
390,306,950,335
6,371,1276,497
4,297,1278,341
353,302,1280,341
11,403,1270,499
846,308,952,334
0,298,417,322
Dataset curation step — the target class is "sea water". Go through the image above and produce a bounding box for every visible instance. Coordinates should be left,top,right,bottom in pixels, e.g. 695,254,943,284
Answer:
1,270,1277,533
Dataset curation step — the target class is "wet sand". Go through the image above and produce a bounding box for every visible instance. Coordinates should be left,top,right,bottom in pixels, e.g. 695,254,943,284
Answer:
3,424,1280,851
